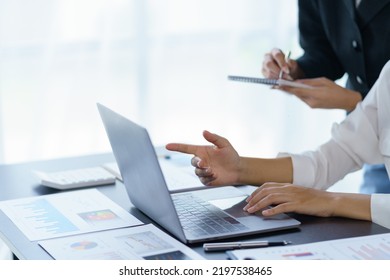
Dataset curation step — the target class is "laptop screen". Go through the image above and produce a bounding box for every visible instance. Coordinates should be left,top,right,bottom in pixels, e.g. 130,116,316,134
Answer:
97,103,187,243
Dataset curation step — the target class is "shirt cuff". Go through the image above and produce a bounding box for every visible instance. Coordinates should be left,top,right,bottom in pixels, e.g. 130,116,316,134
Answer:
277,152,316,187
371,194,390,229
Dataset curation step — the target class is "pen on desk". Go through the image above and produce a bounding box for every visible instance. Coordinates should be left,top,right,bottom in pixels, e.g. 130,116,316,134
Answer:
203,240,292,252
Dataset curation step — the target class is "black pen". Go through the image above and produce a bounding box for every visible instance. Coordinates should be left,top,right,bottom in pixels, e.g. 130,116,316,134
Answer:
203,240,292,252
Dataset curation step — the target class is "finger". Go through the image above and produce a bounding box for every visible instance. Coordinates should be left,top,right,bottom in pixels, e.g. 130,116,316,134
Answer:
194,167,213,177
261,203,295,216
199,176,216,186
245,183,286,209
271,48,288,70
202,130,231,149
191,156,202,168
192,156,209,168
245,187,282,207
246,183,271,202
245,193,288,213
165,143,200,155
262,53,281,78
245,187,297,214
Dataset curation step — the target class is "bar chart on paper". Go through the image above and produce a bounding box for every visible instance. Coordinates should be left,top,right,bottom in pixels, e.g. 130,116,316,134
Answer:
334,236,390,259
5,198,78,236
0,189,142,241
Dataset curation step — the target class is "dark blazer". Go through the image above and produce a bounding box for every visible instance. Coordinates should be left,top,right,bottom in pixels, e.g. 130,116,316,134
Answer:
296,0,390,98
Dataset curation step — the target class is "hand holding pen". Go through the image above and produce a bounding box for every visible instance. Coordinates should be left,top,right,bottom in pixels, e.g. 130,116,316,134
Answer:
279,51,291,79
261,47,361,111
261,48,304,80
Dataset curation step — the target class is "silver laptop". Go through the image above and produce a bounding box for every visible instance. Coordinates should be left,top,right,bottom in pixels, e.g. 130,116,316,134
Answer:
97,103,300,244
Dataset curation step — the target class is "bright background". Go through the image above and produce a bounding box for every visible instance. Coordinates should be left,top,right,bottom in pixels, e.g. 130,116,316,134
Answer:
0,0,362,192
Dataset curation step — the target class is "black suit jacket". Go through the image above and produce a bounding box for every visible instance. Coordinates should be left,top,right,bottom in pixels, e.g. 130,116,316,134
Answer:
296,0,390,98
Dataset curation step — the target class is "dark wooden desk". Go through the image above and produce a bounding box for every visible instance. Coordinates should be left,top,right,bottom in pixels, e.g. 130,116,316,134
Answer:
0,153,389,260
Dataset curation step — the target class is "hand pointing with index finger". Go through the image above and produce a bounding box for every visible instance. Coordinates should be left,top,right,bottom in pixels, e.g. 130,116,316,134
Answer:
165,130,241,186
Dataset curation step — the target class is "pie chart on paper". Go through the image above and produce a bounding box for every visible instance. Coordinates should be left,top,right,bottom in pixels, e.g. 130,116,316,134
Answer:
70,241,98,250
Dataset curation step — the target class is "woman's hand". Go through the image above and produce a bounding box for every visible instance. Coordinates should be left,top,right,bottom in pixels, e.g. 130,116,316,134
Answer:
166,130,241,186
244,183,337,217
262,48,304,80
244,182,371,222
278,77,362,111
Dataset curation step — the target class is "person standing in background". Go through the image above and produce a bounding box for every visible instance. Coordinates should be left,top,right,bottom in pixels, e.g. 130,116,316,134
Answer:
261,0,390,194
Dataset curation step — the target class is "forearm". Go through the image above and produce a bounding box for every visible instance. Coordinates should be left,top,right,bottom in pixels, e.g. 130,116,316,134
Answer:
329,192,371,221
237,156,293,186
337,88,362,111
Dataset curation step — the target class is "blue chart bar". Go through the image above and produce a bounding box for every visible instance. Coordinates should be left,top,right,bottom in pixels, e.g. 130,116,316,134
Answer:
18,198,78,235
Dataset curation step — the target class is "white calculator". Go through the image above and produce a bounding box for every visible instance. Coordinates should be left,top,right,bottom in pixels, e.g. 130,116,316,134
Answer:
34,167,116,190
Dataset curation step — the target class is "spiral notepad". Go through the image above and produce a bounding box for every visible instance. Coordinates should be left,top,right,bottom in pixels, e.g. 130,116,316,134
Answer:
228,75,313,89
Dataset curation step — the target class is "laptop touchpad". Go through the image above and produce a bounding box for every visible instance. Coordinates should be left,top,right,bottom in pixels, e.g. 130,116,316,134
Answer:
209,196,263,218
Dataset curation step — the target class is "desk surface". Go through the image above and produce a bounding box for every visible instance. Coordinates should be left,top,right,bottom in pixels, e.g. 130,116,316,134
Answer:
0,153,389,260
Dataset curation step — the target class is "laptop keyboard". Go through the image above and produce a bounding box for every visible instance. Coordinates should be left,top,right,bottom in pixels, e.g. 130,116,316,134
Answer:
172,193,249,237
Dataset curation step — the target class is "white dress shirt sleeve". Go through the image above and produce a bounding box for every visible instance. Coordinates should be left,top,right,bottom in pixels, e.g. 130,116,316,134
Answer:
279,60,390,228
